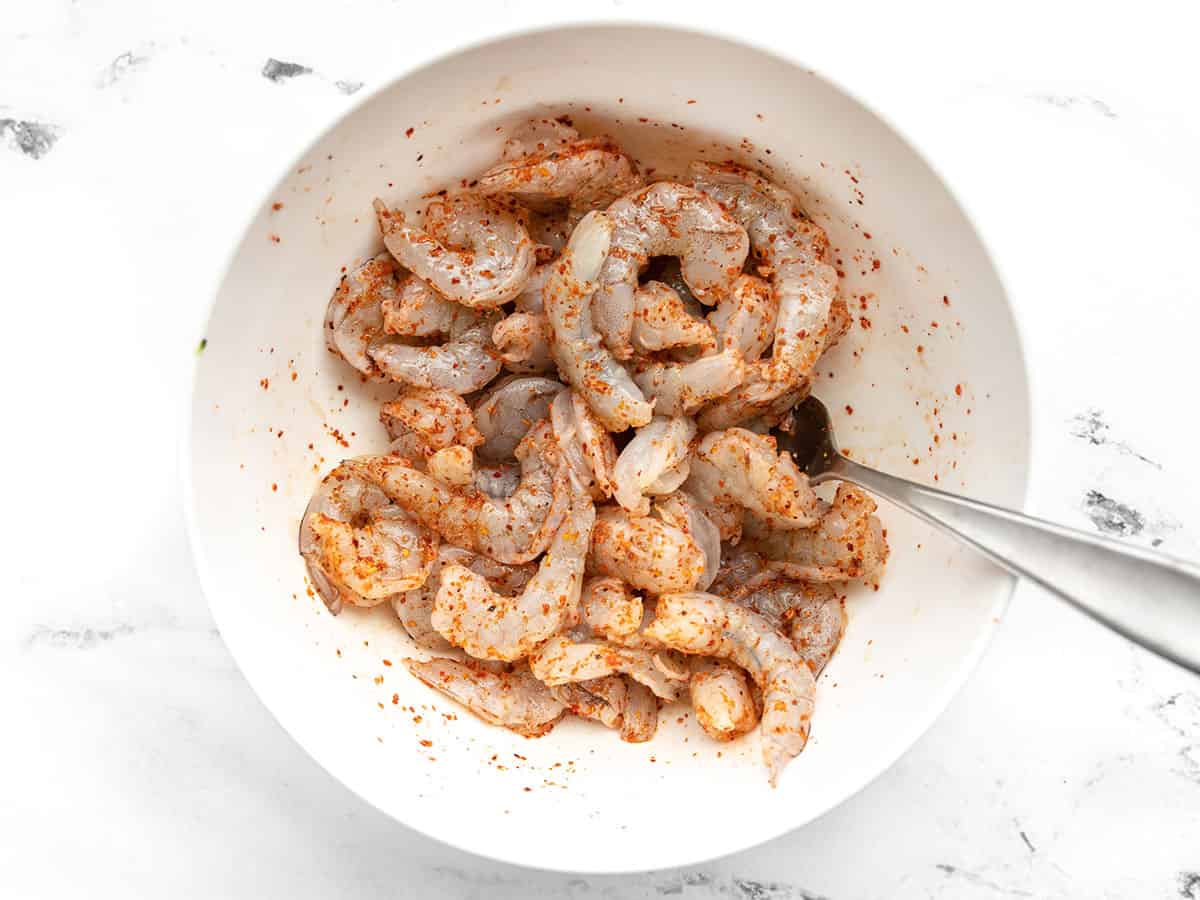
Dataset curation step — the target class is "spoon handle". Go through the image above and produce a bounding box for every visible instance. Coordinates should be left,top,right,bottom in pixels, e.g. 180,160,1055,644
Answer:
827,458,1200,674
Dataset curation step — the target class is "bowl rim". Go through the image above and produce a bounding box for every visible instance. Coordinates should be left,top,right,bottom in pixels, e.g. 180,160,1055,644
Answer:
180,18,1036,874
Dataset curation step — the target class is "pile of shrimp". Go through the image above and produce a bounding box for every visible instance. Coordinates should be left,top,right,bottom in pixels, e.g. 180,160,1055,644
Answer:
302,119,888,785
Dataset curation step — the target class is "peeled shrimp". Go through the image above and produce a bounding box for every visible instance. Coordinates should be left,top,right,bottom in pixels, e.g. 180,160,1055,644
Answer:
543,211,654,431
691,162,837,383
358,420,570,565
373,195,534,308
646,591,816,785
479,135,642,214
593,183,749,360
686,428,820,530
589,505,704,595
631,282,716,353
707,274,777,361
748,484,889,583
733,580,845,677
631,348,745,419
394,545,535,651
299,461,438,615
474,376,565,462
580,576,644,638
381,273,460,337
513,262,552,313
325,254,397,378
529,633,688,701
499,118,581,162
689,657,759,742
432,492,594,661
549,389,618,498
550,678,624,730
474,462,521,498
611,416,697,516
405,658,565,737
379,388,482,454
369,310,502,394
708,547,767,599
427,446,474,488
493,312,556,374
654,491,722,592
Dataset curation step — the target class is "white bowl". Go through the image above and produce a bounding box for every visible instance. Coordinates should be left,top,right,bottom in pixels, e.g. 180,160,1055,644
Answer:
185,24,1031,873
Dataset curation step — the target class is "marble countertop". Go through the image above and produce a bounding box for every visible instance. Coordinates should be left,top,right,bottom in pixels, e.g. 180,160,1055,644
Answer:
3,1,1198,896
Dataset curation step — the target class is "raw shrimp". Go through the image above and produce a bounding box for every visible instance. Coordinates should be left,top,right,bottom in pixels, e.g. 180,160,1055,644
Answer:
369,310,502,394
492,312,556,374
589,505,704,595
686,428,821,530
631,348,745,417
358,420,570,565
707,274,777,361
549,389,618,498
620,680,659,742
404,658,565,737
474,462,521,498
593,183,749,360
631,282,716,353
708,547,767,599
580,576,644,638
499,118,581,161
543,211,654,431
513,262,552,313
479,136,642,214
393,545,535,652
378,388,482,454
733,580,845,677
529,633,689,701
381,273,460,337
299,461,438,615
611,416,697,516
427,446,474,488
646,591,816,785
473,376,565,462
431,492,594,661
748,484,889,583
689,657,759,742
691,162,838,384
325,254,397,378
550,678,625,730
654,491,722,592
373,194,535,308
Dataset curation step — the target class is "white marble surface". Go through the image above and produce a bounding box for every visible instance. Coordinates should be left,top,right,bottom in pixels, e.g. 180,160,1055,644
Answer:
3,1,1199,896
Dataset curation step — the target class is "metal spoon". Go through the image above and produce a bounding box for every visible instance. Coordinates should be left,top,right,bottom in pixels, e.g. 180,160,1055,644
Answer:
772,395,1200,674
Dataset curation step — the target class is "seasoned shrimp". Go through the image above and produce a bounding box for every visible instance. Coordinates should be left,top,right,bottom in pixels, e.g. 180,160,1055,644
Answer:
474,462,521,498
493,312,556,374
479,135,642,214
708,547,767,599
513,262,552,313
381,273,460,337
543,211,654,431
654,491,722,592
474,376,565,462
358,420,570,565
631,282,716,353
733,580,845,677
594,183,749,360
427,446,474,488
369,309,502,394
432,492,594,661
612,416,697,516
620,680,659,742
580,576,644,638
379,388,482,454
299,461,438,615
394,545,535,651
689,657,759,742
686,428,820,531
748,484,889,583
646,591,816,784
499,117,581,161
529,633,689,701
632,348,745,418
707,274,777,361
691,162,837,384
373,194,534,308
549,389,618,498
405,657,565,737
325,254,397,378
550,678,625,730
589,505,704,595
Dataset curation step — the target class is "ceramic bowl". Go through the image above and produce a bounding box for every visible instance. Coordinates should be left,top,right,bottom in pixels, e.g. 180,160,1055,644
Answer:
185,23,1031,872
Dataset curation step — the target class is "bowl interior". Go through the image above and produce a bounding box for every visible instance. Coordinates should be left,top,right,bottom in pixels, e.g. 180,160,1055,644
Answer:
186,25,1030,872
